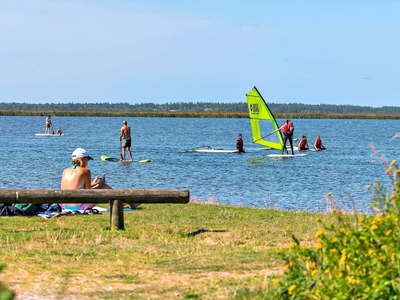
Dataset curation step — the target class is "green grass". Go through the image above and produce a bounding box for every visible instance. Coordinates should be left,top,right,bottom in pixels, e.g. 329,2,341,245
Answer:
0,202,342,299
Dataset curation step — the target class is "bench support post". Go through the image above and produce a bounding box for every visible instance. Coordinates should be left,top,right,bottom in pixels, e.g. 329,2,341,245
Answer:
110,200,124,230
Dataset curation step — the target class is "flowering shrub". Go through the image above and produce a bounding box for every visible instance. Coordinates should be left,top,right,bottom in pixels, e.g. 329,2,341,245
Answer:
275,160,400,299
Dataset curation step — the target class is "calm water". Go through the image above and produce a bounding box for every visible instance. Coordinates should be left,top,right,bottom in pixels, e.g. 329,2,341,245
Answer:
1,116,399,212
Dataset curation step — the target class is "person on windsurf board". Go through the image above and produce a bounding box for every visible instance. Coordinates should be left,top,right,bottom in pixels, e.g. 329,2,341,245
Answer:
270,119,295,155
236,134,245,153
314,136,327,151
298,135,310,151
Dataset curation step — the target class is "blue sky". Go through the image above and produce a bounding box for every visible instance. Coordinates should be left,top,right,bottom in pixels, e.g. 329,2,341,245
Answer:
0,0,399,106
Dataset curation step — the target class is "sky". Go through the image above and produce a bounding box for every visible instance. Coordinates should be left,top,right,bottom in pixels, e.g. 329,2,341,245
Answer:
0,0,399,107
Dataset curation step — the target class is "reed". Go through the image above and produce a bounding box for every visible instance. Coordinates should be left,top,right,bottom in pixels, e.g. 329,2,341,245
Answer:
0,109,399,119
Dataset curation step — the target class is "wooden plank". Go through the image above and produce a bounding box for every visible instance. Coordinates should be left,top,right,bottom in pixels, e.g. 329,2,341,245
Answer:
0,189,190,204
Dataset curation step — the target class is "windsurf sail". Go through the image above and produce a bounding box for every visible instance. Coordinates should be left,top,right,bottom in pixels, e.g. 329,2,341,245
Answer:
246,86,284,151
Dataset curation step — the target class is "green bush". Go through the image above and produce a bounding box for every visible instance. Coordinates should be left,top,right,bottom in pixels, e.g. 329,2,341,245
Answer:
275,160,400,299
0,263,14,300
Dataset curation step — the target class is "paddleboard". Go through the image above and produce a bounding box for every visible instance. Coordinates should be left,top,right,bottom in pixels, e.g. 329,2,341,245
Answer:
267,153,307,157
101,155,150,163
35,133,64,136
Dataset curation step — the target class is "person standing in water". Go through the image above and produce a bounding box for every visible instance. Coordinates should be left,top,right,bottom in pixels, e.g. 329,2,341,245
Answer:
120,120,133,162
236,134,245,153
45,115,52,134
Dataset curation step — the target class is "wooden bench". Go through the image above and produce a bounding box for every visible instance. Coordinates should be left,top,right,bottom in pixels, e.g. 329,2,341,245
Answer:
0,189,190,230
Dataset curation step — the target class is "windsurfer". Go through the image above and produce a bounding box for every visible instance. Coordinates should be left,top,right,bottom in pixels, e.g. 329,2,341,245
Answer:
236,134,245,153
276,119,294,155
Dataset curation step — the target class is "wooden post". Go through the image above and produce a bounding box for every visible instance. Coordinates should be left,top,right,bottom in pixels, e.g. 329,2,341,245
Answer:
110,200,124,230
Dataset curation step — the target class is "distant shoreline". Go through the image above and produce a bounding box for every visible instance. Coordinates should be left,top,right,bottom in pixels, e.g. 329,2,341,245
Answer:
1,110,400,119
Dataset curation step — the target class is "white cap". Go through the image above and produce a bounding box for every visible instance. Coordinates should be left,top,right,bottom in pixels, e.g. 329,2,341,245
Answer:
71,148,93,160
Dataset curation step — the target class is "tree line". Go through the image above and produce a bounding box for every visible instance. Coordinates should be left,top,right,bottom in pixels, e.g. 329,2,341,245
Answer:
0,102,399,114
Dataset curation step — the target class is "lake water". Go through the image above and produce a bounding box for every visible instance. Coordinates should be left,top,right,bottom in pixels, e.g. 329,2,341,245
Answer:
0,116,399,213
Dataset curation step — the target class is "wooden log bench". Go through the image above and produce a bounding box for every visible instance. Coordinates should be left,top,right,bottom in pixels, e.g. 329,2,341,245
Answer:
0,189,190,230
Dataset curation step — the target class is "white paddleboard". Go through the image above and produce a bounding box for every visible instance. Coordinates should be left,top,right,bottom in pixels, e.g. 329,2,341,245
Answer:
267,153,307,157
35,133,64,136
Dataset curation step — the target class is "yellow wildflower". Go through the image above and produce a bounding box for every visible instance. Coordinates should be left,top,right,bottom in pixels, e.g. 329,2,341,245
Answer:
330,248,337,253
288,285,296,295
390,160,396,166
366,185,371,190
311,270,318,276
358,215,365,223
315,217,321,223
370,224,378,231
324,269,330,274
347,276,357,284
386,229,392,236
369,249,375,257
307,262,316,270
273,279,279,285
327,192,332,197
339,255,346,266
316,241,323,250
385,166,392,174
364,287,370,293
285,226,291,232
314,229,324,239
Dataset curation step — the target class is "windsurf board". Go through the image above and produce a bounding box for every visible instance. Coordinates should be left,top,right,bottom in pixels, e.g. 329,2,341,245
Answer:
267,153,307,157
185,146,237,153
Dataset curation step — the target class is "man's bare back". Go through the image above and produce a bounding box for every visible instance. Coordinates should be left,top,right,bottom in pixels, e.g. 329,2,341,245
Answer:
119,120,133,161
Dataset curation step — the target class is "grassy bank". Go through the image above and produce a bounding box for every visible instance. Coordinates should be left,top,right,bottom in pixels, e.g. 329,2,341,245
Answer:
1,109,400,119
0,201,340,299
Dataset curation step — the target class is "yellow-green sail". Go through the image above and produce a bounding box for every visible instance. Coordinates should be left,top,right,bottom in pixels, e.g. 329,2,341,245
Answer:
246,86,284,151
